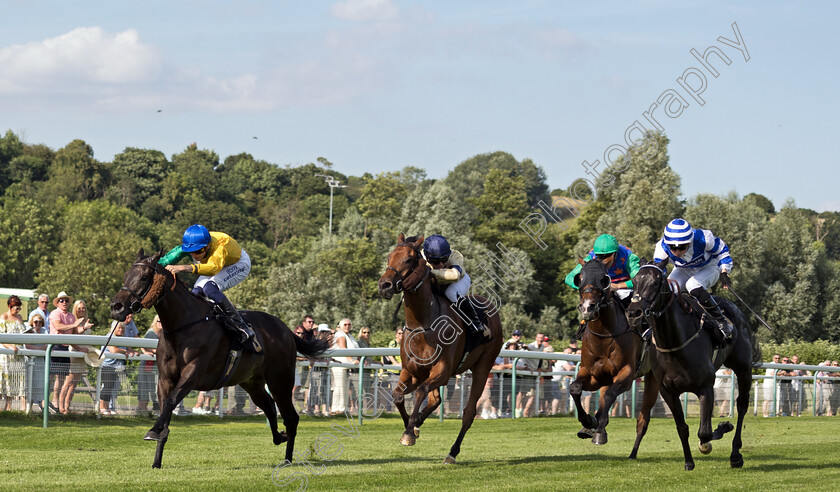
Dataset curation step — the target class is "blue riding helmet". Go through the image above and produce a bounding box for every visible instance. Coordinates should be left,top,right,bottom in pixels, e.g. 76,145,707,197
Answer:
182,224,211,252
423,234,451,262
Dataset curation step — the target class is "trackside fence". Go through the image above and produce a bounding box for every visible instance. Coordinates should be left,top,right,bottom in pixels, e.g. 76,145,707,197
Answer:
2,334,840,427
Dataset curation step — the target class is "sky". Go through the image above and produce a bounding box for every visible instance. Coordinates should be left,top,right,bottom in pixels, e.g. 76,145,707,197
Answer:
1,1,837,212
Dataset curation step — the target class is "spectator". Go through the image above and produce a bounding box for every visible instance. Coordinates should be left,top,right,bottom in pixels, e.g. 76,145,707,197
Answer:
99,322,138,415
507,329,524,349
57,300,95,414
192,390,217,415
831,361,840,417
497,341,518,418
330,318,359,415
26,313,49,411
568,339,579,354
550,347,575,415
300,315,316,341
28,293,50,334
137,315,162,413
778,356,794,417
308,325,332,416
378,327,403,412
476,371,499,419
49,292,92,414
123,312,140,338
763,354,780,417
816,361,831,416
1,295,27,411
355,326,376,399
292,325,305,410
715,368,733,418
790,355,807,417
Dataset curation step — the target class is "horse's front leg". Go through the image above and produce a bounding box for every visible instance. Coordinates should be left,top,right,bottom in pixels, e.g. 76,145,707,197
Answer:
146,366,202,469
594,369,634,446
570,369,598,439
659,388,694,471
401,382,433,446
729,368,753,468
392,370,418,430
697,386,715,455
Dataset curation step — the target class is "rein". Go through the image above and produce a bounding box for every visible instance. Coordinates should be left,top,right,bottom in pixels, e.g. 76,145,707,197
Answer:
120,261,177,313
634,264,701,352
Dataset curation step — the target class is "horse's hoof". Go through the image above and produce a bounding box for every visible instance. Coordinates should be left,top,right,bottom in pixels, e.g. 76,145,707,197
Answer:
443,454,456,465
400,433,416,446
577,428,595,439
731,455,744,468
144,430,160,441
274,431,288,445
413,426,420,438
685,462,695,471
592,432,608,446
699,441,712,455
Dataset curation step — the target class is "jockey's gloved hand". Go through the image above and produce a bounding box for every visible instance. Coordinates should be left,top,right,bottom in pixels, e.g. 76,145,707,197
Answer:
719,271,732,289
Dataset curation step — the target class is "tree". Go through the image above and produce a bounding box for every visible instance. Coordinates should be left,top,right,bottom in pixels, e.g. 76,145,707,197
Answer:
39,139,111,202
110,147,171,213
357,172,406,235
0,130,25,190
444,151,550,208
36,201,156,330
0,197,59,287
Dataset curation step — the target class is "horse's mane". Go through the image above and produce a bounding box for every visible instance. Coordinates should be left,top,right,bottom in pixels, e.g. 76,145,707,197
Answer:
404,236,420,243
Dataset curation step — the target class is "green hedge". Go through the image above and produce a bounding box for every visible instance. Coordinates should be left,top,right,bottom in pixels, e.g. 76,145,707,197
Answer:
759,339,840,365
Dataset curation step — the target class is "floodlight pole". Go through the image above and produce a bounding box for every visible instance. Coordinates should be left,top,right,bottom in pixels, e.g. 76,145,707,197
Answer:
315,174,347,235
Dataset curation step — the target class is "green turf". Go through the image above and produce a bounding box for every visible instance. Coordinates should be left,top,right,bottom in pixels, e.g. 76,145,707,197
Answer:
1,411,838,491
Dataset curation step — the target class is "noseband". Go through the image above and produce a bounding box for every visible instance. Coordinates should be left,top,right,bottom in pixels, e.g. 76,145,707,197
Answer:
385,243,427,294
120,261,175,313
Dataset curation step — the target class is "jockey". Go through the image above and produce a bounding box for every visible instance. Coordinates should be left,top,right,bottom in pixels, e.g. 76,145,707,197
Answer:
564,233,640,305
653,218,734,347
158,224,260,351
421,234,490,338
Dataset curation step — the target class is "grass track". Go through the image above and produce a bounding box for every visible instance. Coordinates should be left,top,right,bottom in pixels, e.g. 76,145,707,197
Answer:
1,412,839,491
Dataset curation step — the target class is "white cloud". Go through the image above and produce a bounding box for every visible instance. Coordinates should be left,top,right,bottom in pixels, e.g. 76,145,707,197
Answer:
0,27,161,93
330,0,399,22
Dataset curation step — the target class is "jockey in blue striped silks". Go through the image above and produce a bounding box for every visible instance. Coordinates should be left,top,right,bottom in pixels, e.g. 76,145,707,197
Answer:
652,218,734,347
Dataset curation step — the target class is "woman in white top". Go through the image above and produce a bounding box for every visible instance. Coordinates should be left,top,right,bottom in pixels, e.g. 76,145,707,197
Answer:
330,318,359,414
763,354,780,417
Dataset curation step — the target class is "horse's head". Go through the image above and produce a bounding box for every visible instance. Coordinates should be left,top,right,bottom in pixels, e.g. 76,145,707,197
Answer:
379,233,427,300
574,257,612,321
625,257,669,328
109,248,167,321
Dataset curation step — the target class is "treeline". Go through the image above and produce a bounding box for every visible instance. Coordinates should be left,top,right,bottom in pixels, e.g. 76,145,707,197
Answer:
0,130,837,347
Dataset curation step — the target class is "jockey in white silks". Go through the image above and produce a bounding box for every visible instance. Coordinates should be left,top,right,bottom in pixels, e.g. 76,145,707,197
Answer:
652,218,734,347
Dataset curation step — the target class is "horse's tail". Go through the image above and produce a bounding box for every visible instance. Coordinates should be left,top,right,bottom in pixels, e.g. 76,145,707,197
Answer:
294,334,330,358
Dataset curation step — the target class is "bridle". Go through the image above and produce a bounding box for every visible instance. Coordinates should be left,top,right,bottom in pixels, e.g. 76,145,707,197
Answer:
629,264,674,321
120,260,176,313
385,242,428,294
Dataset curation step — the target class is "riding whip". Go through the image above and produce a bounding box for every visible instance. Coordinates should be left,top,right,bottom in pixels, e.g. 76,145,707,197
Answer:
724,285,775,332
98,320,120,358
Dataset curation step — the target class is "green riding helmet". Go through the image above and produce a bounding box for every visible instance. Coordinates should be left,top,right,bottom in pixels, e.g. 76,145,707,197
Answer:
593,234,619,255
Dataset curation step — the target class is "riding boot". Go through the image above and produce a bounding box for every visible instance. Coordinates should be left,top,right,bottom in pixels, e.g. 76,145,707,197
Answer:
690,287,733,347
216,298,262,352
455,296,490,338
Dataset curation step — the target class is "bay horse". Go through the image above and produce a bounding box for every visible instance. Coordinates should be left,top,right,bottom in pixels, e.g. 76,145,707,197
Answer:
378,234,504,464
570,258,644,445
625,258,759,470
109,249,329,469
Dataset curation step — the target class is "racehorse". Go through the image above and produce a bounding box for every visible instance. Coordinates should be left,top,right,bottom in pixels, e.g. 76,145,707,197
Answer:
569,257,644,445
625,258,759,470
109,249,329,469
378,234,504,464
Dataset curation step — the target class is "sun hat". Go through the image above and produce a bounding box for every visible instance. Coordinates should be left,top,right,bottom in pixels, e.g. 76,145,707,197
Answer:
53,291,74,307
84,350,104,367
317,323,331,332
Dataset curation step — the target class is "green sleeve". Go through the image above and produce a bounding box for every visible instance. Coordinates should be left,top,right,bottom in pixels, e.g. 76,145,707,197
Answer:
158,245,188,266
625,252,642,289
564,262,584,290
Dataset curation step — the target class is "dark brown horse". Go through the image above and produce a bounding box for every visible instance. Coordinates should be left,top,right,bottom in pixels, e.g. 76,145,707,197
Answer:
378,234,504,464
569,258,645,445
625,259,759,470
109,249,328,469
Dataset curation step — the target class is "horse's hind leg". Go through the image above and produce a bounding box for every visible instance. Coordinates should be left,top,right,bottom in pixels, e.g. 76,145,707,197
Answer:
696,386,715,454
594,375,632,446
629,373,659,460
729,367,752,468
444,366,490,464
241,381,284,444
266,380,299,464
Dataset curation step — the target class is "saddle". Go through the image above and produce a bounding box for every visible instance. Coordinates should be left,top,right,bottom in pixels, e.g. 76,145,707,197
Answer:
210,311,264,389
